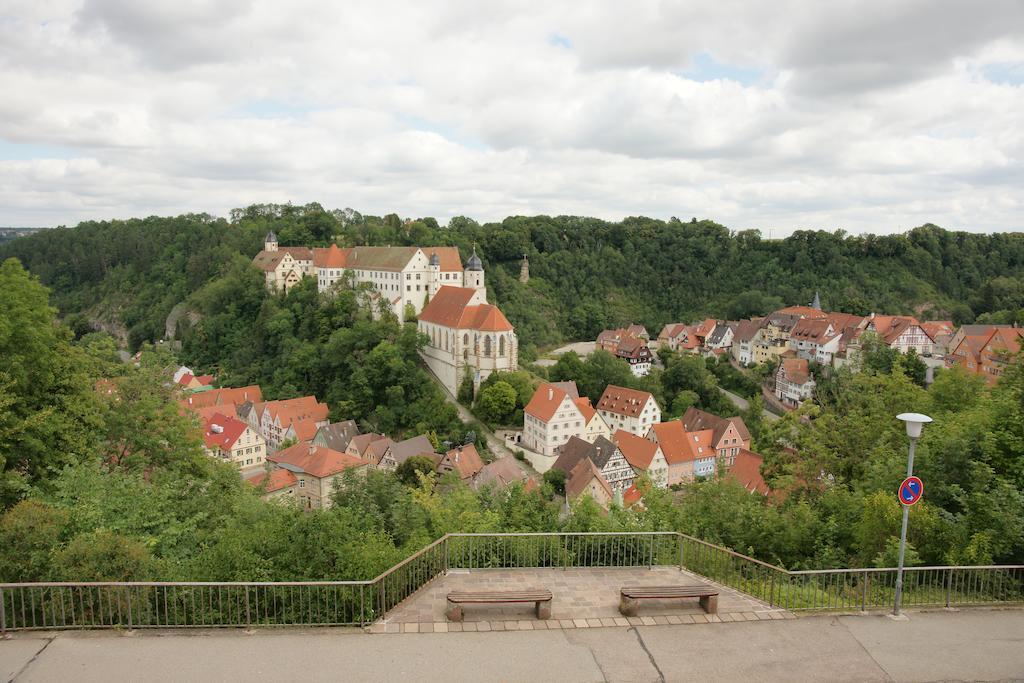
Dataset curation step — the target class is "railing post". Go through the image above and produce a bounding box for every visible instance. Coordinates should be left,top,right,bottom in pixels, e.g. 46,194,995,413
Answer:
649,536,655,569
126,586,133,630
861,571,868,611
769,571,776,607
443,536,449,573
563,534,568,571
245,586,252,629
359,584,365,627
945,568,954,608
1,587,7,637
678,535,684,571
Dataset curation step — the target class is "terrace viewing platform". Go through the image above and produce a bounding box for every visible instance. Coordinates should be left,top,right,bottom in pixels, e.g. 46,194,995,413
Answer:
2,532,1022,681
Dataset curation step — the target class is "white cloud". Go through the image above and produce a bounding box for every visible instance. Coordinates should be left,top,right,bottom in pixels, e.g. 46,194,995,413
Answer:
0,0,1022,234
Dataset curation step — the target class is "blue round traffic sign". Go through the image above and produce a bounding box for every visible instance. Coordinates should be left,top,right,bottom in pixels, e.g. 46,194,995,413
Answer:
898,476,924,505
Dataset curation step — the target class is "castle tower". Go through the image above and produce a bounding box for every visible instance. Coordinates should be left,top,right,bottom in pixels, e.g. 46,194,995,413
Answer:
519,253,529,283
265,230,279,252
464,247,485,300
428,251,442,299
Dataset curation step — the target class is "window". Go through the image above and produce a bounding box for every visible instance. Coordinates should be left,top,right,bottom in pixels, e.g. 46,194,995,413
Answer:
484,335,492,356
407,285,411,292
299,479,306,488
499,336,506,356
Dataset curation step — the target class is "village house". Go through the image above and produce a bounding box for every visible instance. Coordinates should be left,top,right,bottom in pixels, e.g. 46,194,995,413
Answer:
657,323,689,351
553,436,636,494
376,435,438,471
436,444,485,480
596,385,661,436
730,319,762,366
312,420,360,452
864,315,935,355
523,382,585,456
345,433,390,461
246,469,299,501
597,325,650,352
201,412,267,472
788,318,840,365
616,336,653,377
182,385,263,413
267,443,369,509
977,327,1024,383
703,322,734,357
921,321,956,357
727,449,770,495
613,430,669,488
680,407,751,467
685,429,718,478
576,395,611,443
645,420,695,485
417,285,517,396
248,396,330,452
775,357,815,406
472,456,535,491
565,459,614,510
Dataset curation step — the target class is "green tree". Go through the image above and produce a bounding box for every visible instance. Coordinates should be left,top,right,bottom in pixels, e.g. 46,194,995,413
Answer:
476,381,518,424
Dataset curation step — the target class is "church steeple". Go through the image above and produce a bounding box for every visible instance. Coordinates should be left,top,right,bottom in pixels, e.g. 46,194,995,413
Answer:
519,253,530,283
811,291,821,310
265,230,279,252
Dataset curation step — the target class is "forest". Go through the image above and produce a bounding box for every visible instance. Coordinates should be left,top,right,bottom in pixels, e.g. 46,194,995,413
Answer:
1,205,1023,583
5,204,1024,363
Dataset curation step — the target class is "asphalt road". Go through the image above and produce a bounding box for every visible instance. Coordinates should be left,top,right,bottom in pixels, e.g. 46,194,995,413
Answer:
3,609,1021,682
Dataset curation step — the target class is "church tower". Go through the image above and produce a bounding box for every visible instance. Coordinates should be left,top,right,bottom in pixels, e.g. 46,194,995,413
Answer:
519,253,530,283
428,251,442,299
811,291,821,310
464,247,485,300
265,230,279,252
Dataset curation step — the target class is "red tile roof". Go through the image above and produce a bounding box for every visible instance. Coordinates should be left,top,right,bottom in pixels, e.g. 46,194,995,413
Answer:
597,385,656,418
417,286,513,331
727,449,769,495
183,385,263,411
247,469,298,493
312,245,351,268
574,397,597,423
921,321,954,339
622,482,644,508
680,407,751,444
437,444,485,479
525,383,573,422
614,430,660,470
202,413,248,451
776,305,828,319
648,420,691,465
268,443,368,479
681,429,715,461
780,357,811,385
790,318,835,343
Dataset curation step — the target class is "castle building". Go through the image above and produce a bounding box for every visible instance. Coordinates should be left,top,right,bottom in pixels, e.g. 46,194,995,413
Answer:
417,285,517,396
252,233,487,320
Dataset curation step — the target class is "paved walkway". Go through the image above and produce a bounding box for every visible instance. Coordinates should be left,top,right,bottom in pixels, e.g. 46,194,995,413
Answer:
383,566,781,631
2,609,1021,681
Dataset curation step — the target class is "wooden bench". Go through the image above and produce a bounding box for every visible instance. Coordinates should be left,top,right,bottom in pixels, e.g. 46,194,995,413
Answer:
619,585,719,617
446,589,552,622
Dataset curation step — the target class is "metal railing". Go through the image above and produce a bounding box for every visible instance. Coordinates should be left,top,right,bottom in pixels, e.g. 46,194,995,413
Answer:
2,533,1021,632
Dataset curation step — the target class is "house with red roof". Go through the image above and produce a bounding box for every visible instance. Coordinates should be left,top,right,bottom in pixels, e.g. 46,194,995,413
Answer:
267,443,369,509
417,285,517,396
978,327,1024,383
726,449,770,495
657,323,690,351
613,430,668,487
775,357,815,407
201,412,267,472
524,382,587,456
249,396,330,452
246,469,299,501
596,385,661,436
680,407,751,467
864,314,935,355
251,232,313,292
436,444,485,480
565,458,615,509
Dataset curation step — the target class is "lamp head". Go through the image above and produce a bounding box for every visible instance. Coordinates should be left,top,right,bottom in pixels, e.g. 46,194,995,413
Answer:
897,412,933,439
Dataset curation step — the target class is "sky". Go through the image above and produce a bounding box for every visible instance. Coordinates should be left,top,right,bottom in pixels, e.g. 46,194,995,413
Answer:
1,0,1023,234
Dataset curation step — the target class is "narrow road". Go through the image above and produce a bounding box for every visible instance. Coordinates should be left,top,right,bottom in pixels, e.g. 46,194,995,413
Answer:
718,387,780,422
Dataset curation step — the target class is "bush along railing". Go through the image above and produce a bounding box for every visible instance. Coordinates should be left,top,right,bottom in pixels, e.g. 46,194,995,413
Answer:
2,534,1022,632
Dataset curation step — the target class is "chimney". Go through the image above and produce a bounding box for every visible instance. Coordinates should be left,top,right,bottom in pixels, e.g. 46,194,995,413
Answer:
548,388,553,400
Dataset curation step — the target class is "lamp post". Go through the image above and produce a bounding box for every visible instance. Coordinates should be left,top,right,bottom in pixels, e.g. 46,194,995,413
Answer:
893,412,932,616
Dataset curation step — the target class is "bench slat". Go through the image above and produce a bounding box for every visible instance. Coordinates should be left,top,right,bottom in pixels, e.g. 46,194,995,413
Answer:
448,590,551,604
621,585,717,599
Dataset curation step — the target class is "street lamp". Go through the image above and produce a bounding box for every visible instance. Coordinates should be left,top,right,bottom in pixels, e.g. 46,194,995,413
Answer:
893,412,932,616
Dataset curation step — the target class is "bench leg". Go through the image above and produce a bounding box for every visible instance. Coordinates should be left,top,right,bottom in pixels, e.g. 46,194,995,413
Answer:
699,595,718,614
619,595,637,617
446,601,464,622
536,599,551,620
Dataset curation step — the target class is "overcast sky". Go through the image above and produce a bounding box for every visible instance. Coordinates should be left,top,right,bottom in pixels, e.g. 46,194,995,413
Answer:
1,0,1023,234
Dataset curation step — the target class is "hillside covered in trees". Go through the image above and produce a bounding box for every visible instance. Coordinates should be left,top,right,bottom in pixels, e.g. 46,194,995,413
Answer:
4,204,1024,364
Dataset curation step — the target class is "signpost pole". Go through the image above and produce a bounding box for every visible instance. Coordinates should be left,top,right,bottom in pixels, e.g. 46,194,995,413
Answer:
894,436,917,616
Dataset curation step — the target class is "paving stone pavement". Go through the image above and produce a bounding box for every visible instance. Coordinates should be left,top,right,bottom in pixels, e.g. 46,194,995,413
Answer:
379,566,788,633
